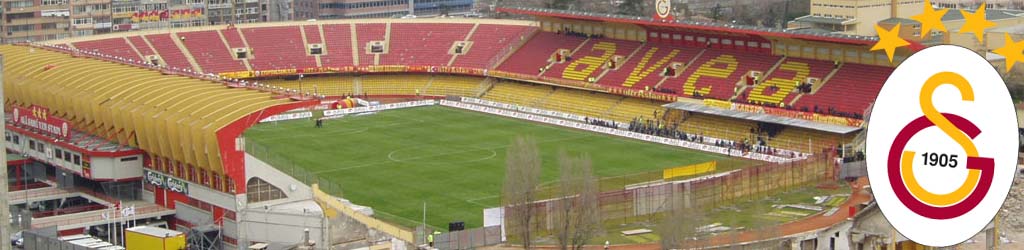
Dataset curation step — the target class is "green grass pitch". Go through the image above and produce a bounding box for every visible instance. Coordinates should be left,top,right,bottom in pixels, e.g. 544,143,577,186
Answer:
244,106,748,230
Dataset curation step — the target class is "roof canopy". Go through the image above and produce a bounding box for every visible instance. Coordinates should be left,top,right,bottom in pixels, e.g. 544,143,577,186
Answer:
0,45,292,176
497,7,879,46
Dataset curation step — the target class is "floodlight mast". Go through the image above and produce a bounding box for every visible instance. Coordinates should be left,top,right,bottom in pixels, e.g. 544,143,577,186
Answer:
1,55,11,250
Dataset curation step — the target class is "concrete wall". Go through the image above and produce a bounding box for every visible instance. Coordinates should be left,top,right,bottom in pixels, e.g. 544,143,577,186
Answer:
244,153,313,206
237,208,328,250
809,0,924,36
175,201,214,226
89,156,143,180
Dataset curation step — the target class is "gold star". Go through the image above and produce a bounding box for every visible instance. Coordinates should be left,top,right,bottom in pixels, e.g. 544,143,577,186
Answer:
871,24,910,63
911,0,949,38
993,33,1024,72
959,4,996,43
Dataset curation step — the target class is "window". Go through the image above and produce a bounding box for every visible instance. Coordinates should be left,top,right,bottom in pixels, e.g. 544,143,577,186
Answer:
41,0,67,5
54,149,63,160
12,135,19,144
29,140,36,151
64,151,71,161
73,155,81,166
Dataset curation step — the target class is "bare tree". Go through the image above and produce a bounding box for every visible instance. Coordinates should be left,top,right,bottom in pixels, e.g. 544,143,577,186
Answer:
553,151,602,250
503,136,542,250
659,201,705,250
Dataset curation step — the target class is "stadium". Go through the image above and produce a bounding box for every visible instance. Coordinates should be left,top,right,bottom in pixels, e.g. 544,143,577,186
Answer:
0,1,1019,250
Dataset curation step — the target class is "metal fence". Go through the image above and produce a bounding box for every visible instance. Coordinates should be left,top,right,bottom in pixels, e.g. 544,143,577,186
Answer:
22,227,112,250
434,226,503,250
245,141,345,197
521,152,838,231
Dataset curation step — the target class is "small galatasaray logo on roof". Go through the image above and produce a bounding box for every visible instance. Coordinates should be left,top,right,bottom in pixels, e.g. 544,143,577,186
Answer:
866,45,1018,247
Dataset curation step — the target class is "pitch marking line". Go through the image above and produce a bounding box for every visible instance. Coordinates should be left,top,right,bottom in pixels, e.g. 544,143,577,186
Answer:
312,134,595,174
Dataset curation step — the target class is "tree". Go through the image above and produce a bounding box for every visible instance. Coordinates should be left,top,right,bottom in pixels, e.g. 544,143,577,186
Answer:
502,136,543,250
710,3,724,22
617,0,649,17
659,200,705,250
545,0,576,10
553,151,602,250
763,8,779,29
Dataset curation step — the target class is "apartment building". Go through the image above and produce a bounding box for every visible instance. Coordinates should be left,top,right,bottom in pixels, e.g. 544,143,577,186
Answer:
1,0,301,43
788,0,925,36
318,0,472,19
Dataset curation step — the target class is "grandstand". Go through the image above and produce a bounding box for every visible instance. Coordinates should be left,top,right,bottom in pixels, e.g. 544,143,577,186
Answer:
17,9,906,249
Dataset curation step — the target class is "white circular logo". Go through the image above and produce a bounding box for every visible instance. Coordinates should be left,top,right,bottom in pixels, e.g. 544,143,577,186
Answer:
655,0,671,19
866,45,1018,247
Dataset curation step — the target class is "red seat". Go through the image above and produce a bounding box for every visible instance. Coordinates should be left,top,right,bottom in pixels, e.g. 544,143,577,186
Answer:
793,64,892,116
495,32,587,75
540,38,642,82
321,24,354,67
242,26,318,71
382,23,474,66
145,34,194,70
73,38,141,61
451,24,535,68
179,30,247,73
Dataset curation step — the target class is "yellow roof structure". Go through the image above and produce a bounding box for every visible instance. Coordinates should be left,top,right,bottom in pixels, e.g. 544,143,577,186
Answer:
1,45,294,176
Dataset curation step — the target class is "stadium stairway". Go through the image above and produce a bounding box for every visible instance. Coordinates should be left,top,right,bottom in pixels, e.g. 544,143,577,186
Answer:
73,37,143,61
383,23,473,66
179,30,247,73
320,24,355,67
662,49,780,100
791,64,892,116
452,24,535,69
216,29,253,71
355,24,388,66
541,38,642,82
486,26,538,69
598,45,704,89
168,32,204,73
650,47,707,89
786,62,843,107
742,59,811,106
380,23,391,65
447,23,479,66
495,32,587,76
301,24,324,68
592,43,644,83
732,56,787,102
123,37,146,60
144,34,194,70
242,26,318,71
128,36,155,58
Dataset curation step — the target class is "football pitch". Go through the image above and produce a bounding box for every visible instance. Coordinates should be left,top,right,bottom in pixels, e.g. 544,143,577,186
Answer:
244,105,749,230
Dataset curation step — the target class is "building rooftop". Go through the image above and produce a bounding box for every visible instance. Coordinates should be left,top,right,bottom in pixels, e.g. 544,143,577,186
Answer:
879,17,921,25
942,8,1024,21
991,23,1024,34
126,226,184,238
794,15,856,25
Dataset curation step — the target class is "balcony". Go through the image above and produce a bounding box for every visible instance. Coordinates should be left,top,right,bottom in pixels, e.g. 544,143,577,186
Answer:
70,0,110,5
5,16,66,25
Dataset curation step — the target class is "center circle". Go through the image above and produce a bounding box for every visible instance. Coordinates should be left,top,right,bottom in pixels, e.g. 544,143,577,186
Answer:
387,146,497,164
